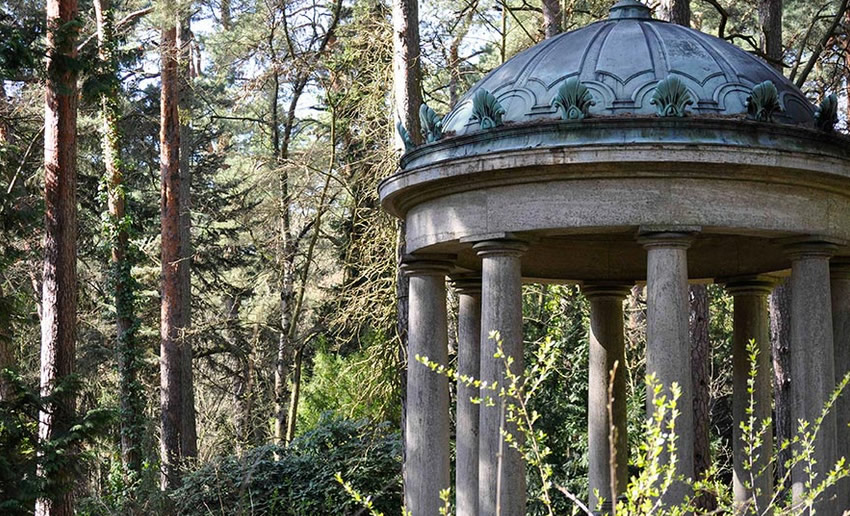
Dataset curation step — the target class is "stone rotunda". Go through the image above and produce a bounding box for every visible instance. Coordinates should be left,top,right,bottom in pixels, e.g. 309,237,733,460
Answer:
381,1,850,514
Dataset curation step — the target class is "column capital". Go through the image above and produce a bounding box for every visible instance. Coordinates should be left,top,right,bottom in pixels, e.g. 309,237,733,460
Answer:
637,226,700,249
451,274,482,295
582,283,632,300
779,235,846,260
472,239,528,258
722,275,776,296
401,254,456,277
831,257,850,280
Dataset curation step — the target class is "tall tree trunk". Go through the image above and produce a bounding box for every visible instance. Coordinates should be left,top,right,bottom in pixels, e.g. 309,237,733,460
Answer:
770,278,792,499
220,0,231,30
177,15,197,461
542,0,562,38
844,9,850,123
659,0,690,26
0,283,12,401
285,345,303,442
448,10,473,108
759,0,783,70
0,80,14,402
689,285,716,511
159,8,184,491
94,0,144,483
272,67,297,444
37,0,79,513
225,293,253,452
392,0,423,147
392,0,422,495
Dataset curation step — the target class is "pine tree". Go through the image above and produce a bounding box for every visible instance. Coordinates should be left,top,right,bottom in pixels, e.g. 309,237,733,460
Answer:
159,0,185,490
37,0,79,513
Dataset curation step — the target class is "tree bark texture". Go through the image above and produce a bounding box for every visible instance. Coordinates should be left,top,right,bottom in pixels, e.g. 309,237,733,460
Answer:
770,278,792,498
272,71,297,445
392,0,423,491
659,0,690,26
689,285,716,511
448,10,473,108
542,0,562,38
37,0,79,513
758,0,783,70
392,0,423,146
0,283,12,401
160,15,184,491
177,16,198,461
846,10,850,122
220,0,231,30
94,0,144,480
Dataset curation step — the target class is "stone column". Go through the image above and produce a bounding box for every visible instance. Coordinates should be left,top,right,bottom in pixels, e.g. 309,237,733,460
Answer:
830,259,850,509
784,237,841,516
583,284,631,513
726,276,774,513
402,256,454,516
453,275,482,516
638,228,697,506
474,239,527,516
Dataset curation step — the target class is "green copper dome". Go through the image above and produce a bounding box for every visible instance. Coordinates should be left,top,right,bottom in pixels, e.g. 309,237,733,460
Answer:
440,0,815,137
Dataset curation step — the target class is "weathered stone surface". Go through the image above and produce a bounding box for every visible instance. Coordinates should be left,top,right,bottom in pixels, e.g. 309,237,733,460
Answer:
583,284,631,511
784,238,842,515
725,276,774,513
452,275,481,516
402,257,453,516
639,230,695,506
831,260,850,510
475,240,526,516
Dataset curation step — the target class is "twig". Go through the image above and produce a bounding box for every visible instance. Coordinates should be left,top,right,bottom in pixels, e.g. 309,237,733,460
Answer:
76,6,154,53
794,0,849,87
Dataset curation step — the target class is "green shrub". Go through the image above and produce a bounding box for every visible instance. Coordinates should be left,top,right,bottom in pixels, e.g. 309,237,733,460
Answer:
172,415,402,515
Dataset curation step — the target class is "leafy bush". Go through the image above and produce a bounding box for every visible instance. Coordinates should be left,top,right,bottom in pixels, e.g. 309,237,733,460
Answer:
172,415,402,515
0,371,114,515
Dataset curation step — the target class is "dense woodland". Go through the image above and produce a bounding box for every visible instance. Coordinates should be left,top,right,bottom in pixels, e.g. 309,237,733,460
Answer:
1,0,850,514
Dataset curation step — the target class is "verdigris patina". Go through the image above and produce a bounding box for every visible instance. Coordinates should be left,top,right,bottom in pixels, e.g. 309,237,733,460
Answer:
419,103,443,143
395,121,415,151
815,94,838,132
747,80,780,122
650,76,694,117
385,2,850,516
469,89,505,130
551,77,595,121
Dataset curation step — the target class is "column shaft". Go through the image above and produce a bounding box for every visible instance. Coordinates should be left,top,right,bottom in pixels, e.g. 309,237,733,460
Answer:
455,279,481,516
476,240,527,516
640,231,696,506
727,278,774,513
404,261,451,516
585,285,630,512
831,262,850,510
786,240,839,516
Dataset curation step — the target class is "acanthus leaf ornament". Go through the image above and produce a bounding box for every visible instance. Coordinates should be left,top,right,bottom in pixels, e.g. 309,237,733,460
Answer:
814,94,838,132
551,77,595,121
419,103,443,143
469,89,506,130
396,121,415,151
746,80,781,122
650,76,693,117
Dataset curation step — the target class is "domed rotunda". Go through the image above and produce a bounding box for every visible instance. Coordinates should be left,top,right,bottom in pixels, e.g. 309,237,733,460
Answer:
381,1,850,514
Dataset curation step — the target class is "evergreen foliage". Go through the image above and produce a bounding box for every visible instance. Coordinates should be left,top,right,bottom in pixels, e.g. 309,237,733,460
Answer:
172,416,402,516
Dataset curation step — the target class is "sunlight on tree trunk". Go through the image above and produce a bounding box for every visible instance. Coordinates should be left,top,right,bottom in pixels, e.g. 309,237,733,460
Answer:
160,4,184,491
37,0,79,513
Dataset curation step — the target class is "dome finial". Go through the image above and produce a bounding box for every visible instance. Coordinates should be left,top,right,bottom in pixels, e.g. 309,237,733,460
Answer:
609,0,652,20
